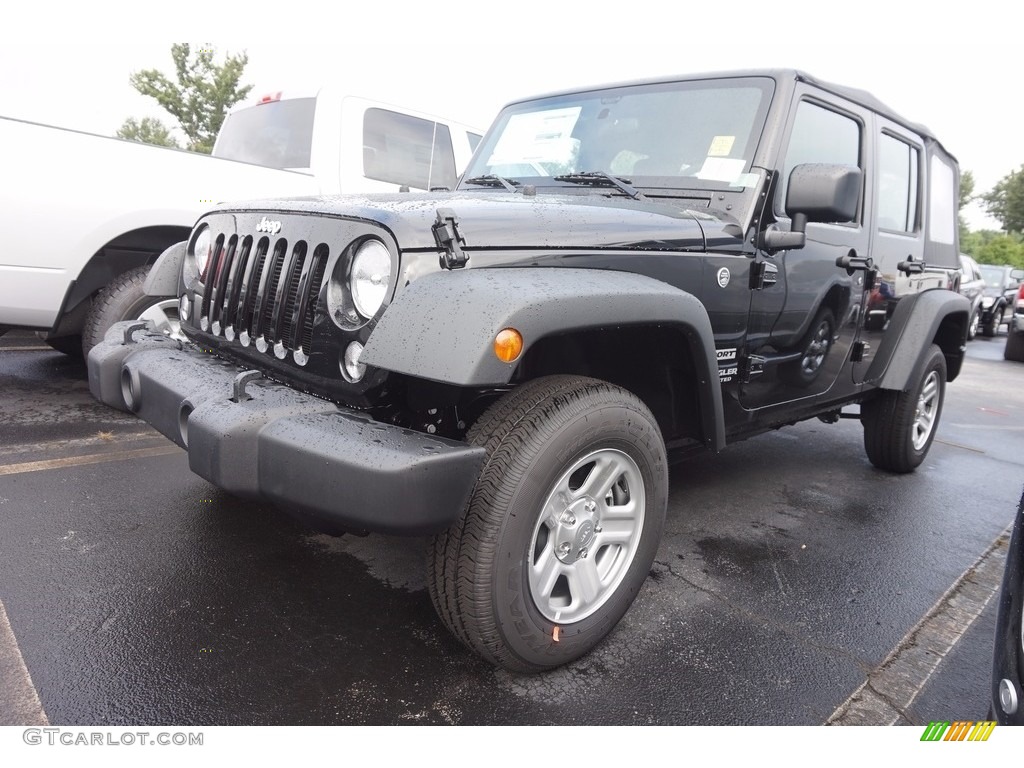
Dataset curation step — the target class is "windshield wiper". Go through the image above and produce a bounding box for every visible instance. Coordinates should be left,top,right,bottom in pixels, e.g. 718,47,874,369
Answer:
462,174,520,192
553,171,646,200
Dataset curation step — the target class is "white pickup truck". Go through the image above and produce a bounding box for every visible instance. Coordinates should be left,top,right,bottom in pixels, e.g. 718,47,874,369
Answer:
1,89,481,355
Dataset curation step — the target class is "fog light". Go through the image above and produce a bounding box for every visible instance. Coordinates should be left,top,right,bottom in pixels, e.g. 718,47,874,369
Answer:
341,341,366,382
179,294,191,321
494,328,524,363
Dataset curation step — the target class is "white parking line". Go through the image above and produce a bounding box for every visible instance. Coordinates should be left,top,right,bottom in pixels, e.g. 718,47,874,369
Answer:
827,526,1010,725
0,599,48,726
0,444,181,476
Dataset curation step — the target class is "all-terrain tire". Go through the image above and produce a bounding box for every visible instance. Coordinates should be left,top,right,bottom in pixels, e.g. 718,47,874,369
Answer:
426,375,667,673
81,266,176,356
862,344,946,473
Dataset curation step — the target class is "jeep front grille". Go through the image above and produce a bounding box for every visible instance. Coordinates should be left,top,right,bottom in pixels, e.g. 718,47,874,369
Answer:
197,233,329,365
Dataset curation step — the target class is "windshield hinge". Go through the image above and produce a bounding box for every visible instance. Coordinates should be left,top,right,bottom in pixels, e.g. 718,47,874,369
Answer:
433,208,468,270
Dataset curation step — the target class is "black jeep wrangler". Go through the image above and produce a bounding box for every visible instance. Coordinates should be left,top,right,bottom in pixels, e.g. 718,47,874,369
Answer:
89,70,968,673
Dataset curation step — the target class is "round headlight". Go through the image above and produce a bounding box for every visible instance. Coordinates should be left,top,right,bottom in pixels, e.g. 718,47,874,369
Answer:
350,240,391,319
192,226,212,280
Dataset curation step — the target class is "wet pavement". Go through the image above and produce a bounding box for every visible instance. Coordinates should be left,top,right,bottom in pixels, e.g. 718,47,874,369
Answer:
0,330,1020,725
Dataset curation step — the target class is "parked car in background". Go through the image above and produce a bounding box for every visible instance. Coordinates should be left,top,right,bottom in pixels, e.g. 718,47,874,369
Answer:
958,253,986,340
0,96,481,357
991,492,1024,723
1004,274,1024,362
212,86,482,192
978,264,1021,337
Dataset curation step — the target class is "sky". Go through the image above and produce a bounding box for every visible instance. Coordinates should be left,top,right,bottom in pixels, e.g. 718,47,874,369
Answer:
4,0,1020,230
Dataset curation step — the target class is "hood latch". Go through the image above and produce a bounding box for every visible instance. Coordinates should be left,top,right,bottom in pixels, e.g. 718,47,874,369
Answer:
433,208,468,270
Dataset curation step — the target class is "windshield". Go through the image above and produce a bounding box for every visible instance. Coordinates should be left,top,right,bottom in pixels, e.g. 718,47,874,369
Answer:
213,97,316,169
979,265,1008,288
462,77,774,191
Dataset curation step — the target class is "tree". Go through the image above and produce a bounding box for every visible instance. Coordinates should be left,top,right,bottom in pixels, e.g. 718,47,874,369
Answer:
124,44,252,154
961,229,1024,270
960,169,975,210
983,165,1024,234
958,169,975,241
116,117,180,148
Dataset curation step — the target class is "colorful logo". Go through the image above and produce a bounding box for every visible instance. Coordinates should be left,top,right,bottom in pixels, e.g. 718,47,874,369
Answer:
920,721,996,742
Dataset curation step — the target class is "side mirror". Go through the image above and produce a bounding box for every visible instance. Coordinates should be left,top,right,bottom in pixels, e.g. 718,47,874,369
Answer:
760,164,862,252
1011,269,1024,281
786,163,862,225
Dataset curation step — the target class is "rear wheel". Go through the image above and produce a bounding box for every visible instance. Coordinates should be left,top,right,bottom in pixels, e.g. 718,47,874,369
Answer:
862,344,946,473
427,375,667,673
81,266,181,356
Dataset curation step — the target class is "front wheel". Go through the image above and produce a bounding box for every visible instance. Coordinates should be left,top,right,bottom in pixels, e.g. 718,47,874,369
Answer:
427,375,667,673
967,308,980,340
861,344,946,473
983,306,1005,337
81,266,183,356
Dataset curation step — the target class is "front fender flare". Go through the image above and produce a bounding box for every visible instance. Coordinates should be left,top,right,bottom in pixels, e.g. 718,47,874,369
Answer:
362,267,725,450
143,241,186,297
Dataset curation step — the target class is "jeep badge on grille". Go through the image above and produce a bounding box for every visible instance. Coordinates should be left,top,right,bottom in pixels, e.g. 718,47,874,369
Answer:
256,217,282,235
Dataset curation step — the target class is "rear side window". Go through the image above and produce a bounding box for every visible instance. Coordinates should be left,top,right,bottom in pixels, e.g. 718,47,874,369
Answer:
928,155,956,245
877,133,920,232
362,108,457,190
778,101,861,217
213,98,316,169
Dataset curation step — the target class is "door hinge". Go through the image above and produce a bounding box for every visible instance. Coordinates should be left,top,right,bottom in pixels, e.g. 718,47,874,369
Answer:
433,208,468,270
750,260,779,290
740,354,766,382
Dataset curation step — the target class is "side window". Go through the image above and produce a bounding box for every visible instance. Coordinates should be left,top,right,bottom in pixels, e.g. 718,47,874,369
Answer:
928,155,956,246
362,108,436,189
778,100,861,218
877,133,920,232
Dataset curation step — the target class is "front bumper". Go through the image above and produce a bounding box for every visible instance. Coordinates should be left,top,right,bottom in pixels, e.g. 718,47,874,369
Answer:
88,322,485,535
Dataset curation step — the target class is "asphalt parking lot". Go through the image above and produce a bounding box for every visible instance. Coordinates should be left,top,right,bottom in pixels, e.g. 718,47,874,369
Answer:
0,330,1020,726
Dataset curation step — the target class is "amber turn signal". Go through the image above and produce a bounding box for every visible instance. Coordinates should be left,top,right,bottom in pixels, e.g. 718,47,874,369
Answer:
493,328,524,363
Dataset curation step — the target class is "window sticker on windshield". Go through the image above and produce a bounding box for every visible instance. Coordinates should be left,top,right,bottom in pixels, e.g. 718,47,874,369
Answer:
489,108,582,167
730,173,760,189
707,135,736,157
696,157,746,183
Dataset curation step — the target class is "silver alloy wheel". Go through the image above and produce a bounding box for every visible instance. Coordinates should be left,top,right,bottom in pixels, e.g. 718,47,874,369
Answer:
912,370,941,450
528,448,646,623
137,299,184,342
970,310,980,338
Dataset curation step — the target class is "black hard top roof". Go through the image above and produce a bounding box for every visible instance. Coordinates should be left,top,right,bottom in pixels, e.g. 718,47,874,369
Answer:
508,69,953,160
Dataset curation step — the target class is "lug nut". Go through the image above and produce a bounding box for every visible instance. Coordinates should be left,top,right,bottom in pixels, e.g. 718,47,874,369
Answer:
579,548,588,559
585,500,596,513
561,511,576,526
558,542,571,557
